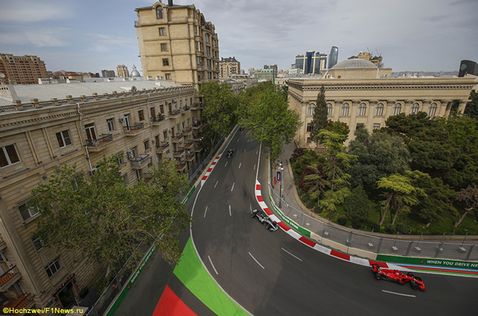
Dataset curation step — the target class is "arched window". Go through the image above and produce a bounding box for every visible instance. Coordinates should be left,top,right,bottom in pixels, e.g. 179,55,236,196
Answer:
327,103,333,117
429,103,438,117
341,103,350,117
375,103,384,116
358,103,367,116
156,7,163,19
393,103,402,115
411,102,420,114
308,103,315,116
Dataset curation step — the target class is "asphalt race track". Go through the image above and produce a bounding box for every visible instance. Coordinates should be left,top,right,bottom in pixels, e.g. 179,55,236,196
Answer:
190,129,478,316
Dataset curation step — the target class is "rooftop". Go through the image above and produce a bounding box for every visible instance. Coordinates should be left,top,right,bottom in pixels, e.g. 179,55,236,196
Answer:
331,59,378,70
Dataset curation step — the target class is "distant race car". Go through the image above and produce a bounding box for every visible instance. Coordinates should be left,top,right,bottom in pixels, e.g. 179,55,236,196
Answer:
250,209,278,232
371,264,426,291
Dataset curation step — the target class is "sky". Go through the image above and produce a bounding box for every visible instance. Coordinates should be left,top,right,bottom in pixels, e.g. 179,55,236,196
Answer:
1,0,477,73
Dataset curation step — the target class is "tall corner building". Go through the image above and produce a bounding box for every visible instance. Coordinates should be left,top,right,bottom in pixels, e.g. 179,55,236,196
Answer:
135,1,219,88
0,54,47,84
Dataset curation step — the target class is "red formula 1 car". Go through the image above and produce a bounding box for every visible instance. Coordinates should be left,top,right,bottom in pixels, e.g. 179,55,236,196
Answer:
371,264,426,291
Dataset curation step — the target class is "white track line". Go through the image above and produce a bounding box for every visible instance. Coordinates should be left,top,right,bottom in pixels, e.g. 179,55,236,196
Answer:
281,248,303,262
381,290,416,298
208,255,219,275
214,180,219,188
253,164,256,171
231,182,235,192
239,162,242,169
225,161,228,167
229,204,232,216
248,252,265,269
203,206,208,218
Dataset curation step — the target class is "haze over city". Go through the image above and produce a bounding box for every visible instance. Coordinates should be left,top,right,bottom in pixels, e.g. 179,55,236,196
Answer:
1,0,477,72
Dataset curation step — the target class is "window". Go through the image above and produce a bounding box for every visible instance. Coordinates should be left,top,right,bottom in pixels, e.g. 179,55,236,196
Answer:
373,123,381,130
0,144,20,167
306,123,312,132
165,73,171,80
160,43,168,52
375,103,384,116
144,139,150,151
307,103,315,116
341,103,350,116
393,103,402,115
160,104,164,113
155,135,160,147
123,114,131,128
45,258,61,277
162,58,169,66
411,103,420,114
116,152,124,166
32,236,44,251
356,123,365,130
327,104,333,116
138,110,145,121
159,27,166,36
107,118,115,131
84,123,97,141
19,203,39,222
429,103,438,117
156,7,163,19
358,103,367,116
56,130,71,148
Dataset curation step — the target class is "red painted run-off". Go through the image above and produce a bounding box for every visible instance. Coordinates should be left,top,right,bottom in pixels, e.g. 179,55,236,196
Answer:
152,285,197,316
299,236,316,248
278,221,291,231
257,195,264,202
330,249,351,261
207,167,213,172
263,208,272,215
256,184,262,190
211,161,217,165
201,176,208,180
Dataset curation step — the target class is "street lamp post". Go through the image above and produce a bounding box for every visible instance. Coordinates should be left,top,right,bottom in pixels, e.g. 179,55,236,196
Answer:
278,162,284,208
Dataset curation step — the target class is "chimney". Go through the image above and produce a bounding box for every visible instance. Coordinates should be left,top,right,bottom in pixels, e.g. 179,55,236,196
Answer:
168,0,173,6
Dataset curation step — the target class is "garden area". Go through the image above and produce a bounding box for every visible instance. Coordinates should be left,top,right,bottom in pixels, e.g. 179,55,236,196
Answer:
292,90,478,235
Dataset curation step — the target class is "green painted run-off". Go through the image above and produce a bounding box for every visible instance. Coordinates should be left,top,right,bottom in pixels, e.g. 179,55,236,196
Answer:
377,254,478,271
173,238,248,316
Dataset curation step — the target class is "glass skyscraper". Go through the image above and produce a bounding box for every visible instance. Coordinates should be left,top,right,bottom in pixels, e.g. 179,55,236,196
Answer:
328,46,339,69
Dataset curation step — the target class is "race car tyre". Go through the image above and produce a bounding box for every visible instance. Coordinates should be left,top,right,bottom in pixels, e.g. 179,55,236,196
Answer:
374,273,381,280
411,282,418,290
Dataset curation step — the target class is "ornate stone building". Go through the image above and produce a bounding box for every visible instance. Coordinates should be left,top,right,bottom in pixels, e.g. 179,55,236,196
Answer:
288,60,477,147
135,1,219,88
219,57,240,80
0,54,47,85
0,80,203,308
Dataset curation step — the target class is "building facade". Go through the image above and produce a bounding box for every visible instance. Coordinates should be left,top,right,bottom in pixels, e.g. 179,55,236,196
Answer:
101,70,115,78
0,80,203,309
116,65,130,78
288,76,477,147
135,1,219,88
219,57,240,79
295,51,327,75
0,54,47,85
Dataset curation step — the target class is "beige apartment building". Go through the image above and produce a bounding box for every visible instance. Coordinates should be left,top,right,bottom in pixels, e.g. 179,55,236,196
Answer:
288,60,477,147
0,54,47,85
219,57,240,79
135,1,220,88
0,79,203,309
116,65,130,78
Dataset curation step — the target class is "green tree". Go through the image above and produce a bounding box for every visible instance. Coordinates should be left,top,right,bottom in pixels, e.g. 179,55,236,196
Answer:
200,82,239,150
343,186,373,229
377,172,424,226
310,85,328,143
239,82,300,160
464,90,478,120
324,121,350,138
455,185,478,228
29,158,190,273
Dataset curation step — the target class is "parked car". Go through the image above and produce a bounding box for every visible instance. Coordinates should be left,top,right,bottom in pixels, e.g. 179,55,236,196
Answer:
250,209,278,232
371,264,426,291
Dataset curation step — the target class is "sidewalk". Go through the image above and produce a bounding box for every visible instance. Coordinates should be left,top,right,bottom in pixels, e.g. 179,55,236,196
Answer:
268,143,478,261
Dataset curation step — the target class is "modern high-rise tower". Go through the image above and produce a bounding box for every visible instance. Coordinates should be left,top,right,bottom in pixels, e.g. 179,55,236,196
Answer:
328,46,339,69
294,51,327,75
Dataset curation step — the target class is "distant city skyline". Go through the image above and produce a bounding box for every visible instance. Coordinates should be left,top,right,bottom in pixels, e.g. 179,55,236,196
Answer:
0,0,477,73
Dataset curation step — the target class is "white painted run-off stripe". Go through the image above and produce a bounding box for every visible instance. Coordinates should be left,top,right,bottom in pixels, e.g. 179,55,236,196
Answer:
281,248,303,262
231,182,235,192
248,252,265,269
381,290,416,298
229,205,232,216
239,162,242,169
203,206,208,218
208,255,219,275
214,180,219,188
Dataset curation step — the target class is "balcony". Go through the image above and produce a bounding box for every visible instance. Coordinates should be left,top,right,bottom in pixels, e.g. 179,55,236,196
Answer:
128,153,151,169
168,109,181,119
86,134,113,152
151,114,166,126
156,141,169,154
4,293,34,309
183,126,192,134
0,266,21,291
192,121,202,129
123,123,145,136
176,162,187,172
184,140,194,149
174,147,185,158
172,133,184,143
186,152,195,161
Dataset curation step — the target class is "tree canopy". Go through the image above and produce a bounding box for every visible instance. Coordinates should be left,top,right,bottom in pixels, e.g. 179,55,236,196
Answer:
309,85,328,143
